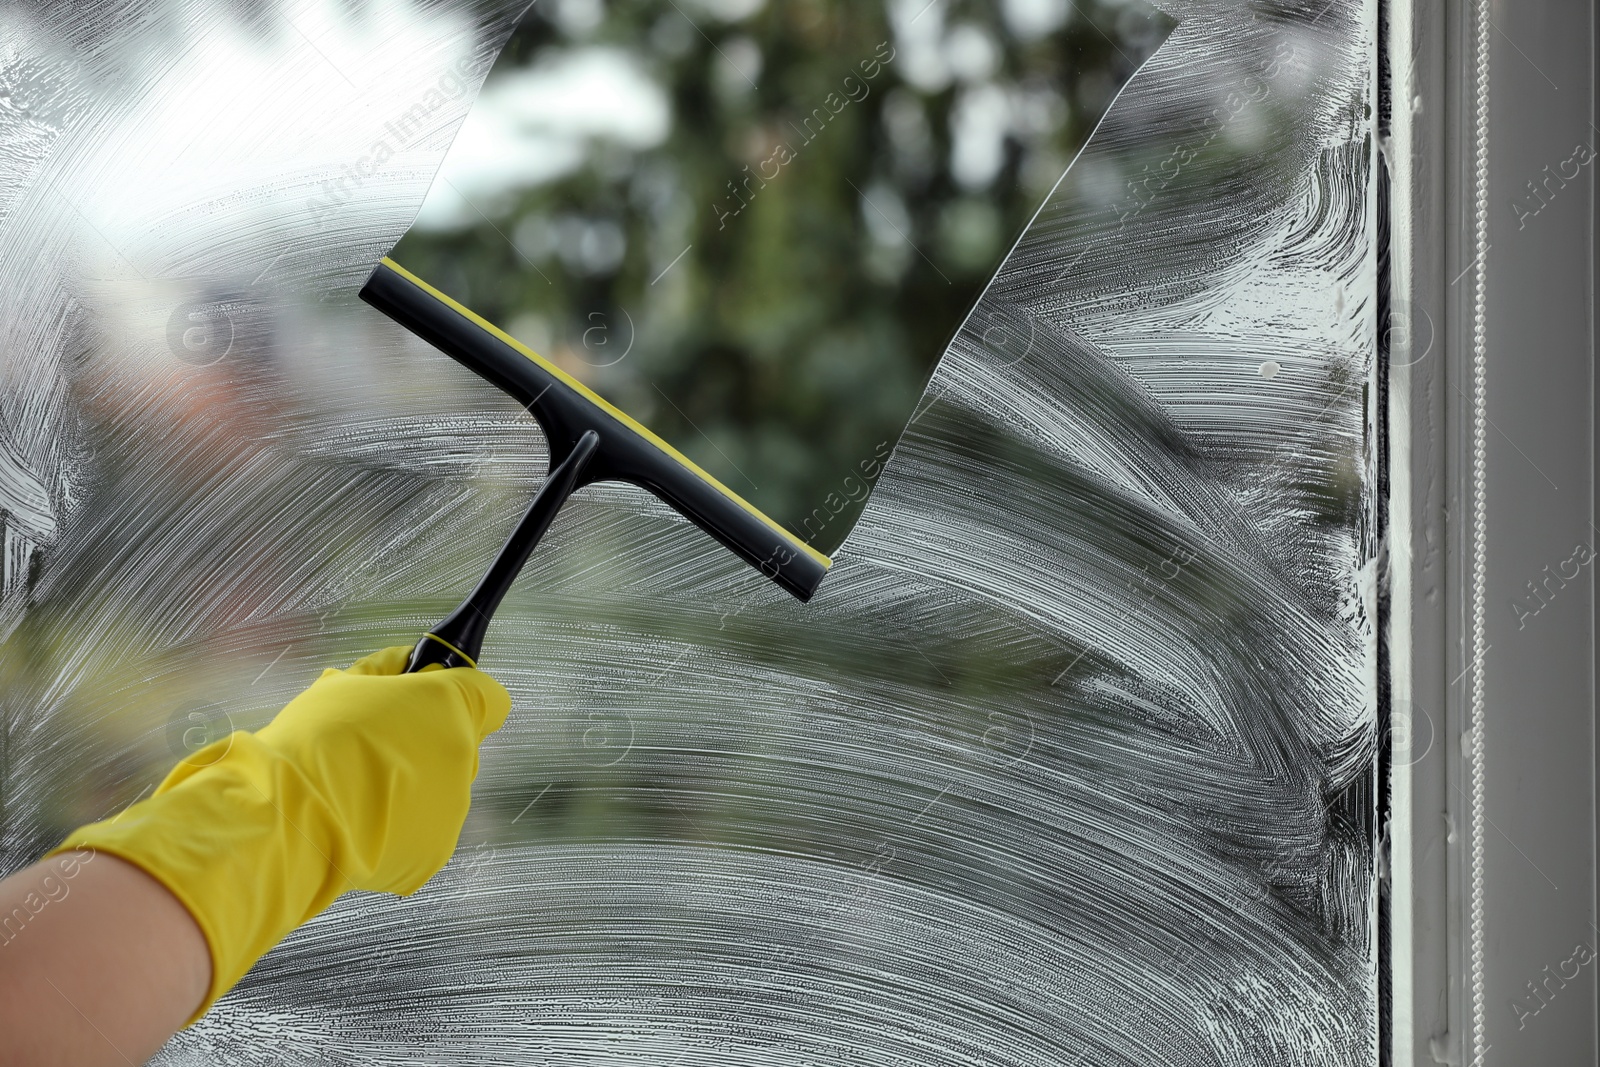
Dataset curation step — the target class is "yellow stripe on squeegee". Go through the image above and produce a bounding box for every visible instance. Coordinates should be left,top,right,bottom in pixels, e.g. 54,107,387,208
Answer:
420,631,477,668
382,257,833,572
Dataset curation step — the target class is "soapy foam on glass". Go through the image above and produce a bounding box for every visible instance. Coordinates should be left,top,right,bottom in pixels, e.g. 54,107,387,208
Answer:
0,1,1376,1063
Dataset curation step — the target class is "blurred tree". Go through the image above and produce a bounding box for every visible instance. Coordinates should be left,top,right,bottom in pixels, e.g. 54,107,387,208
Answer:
395,0,1168,552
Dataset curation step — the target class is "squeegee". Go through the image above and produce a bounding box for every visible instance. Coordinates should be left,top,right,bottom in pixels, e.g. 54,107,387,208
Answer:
360,259,831,673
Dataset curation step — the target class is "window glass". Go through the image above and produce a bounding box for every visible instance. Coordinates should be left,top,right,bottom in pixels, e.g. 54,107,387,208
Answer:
390,0,1170,551
0,1,1377,1063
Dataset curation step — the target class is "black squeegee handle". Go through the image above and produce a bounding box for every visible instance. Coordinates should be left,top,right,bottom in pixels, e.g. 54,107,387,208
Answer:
360,259,828,604
405,430,601,672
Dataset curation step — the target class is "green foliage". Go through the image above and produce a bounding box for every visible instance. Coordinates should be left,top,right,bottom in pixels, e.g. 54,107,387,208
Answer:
395,0,1162,552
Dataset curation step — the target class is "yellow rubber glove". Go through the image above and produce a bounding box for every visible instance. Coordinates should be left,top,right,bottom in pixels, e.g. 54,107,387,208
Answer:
48,646,510,1023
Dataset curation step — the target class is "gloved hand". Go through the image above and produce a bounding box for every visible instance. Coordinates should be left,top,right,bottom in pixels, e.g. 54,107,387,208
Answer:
48,646,510,1023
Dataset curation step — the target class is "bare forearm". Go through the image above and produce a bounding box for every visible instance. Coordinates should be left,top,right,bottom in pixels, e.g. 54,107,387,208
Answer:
0,851,210,1067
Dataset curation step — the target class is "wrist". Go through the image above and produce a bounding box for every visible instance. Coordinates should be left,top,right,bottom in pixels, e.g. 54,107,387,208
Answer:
51,731,352,1022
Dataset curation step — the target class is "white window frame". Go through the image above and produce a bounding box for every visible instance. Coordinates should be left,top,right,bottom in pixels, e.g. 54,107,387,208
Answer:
1388,0,1597,1062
